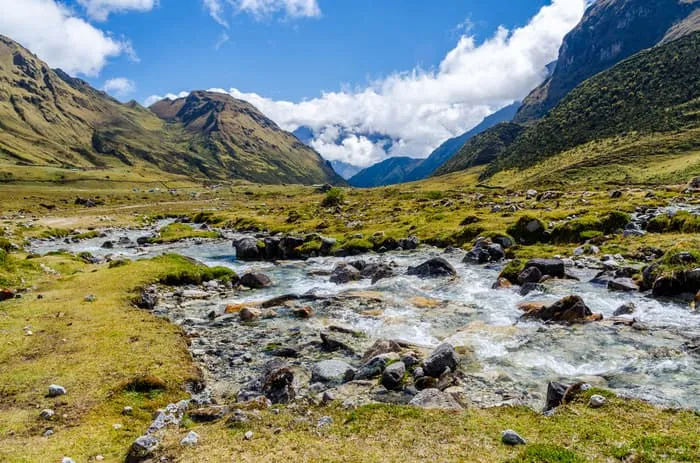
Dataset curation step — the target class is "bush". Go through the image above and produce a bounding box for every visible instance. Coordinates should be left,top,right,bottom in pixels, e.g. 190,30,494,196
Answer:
321,188,345,207
507,216,546,245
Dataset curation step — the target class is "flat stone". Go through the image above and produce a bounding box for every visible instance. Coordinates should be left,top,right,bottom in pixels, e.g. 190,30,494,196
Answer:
501,429,526,446
409,388,462,410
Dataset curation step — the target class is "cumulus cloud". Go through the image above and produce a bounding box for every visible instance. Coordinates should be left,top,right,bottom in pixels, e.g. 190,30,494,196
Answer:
144,91,189,107
151,0,585,167
0,0,134,76
103,77,136,98
77,0,158,21
202,0,320,25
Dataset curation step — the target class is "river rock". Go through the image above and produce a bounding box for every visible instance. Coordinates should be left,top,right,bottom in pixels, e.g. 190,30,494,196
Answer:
520,295,602,324
409,388,462,410
134,287,159,310
330,264,361,284
613,302,636,316
464,247,491,264
360,263,395,284
398,236,419,251
355,353,400,380
501,430,526,446
422,343,459,378
544,381,568,412
524,259,565,278
311,360,355,385
239,307,261,322
381,361,406,391
260,363,296,404
234,237,260,260
361,339,402,362
292,306,313,318
126,435,159,463
407,257,456,278
608,278,639,292
240,272,272,289
518,266,542,285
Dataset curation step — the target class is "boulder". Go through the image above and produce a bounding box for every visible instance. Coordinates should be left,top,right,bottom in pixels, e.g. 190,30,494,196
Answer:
47,384,66,397
398,236,420,250
502,430,526,446
134,287,159,310
126,435,159,463
239,307,261,322
524,259,565,278
422,343,459,378
280,236,305,259
381,361,406,391
311,360,355,386
544,381,568,412
240,272,272,289
233,237,260,261
608,278,639,292
408,388,462,410
330,264,361,284
517,266,542,285
613,302,636,316
360,263,395,284
260,362,296,404
355,353,400,380
362,339,402,362
520,295,602,324
407,257,457,279
0,289,14,302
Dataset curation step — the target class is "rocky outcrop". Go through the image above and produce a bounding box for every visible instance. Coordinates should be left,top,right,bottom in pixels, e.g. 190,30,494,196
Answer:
407,258,457,279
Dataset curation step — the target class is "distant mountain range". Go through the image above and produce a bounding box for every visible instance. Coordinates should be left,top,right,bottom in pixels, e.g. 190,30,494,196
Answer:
329,160,363,180
347,102,521,187
0,35,344,185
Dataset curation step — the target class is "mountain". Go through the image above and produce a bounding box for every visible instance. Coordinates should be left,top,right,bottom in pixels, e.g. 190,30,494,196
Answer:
329,160,362,180
348,157,422,188
433,122,525,176
0,35,343,185
514,0,700,123
483,31,700,179
404,102,521,182
347,102,520,187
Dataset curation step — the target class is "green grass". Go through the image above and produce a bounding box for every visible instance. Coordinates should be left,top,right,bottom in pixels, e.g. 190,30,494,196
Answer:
149,223,220,244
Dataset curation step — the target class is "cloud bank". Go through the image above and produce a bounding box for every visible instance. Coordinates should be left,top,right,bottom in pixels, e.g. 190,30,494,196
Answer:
103,77,136,98
77,0,158,21
150,0,586,167
0,0,135,76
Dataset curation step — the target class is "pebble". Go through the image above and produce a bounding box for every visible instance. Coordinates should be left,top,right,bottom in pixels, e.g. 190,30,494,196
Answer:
589,395,607,409
122,406,133,415
39,409,55,420
180,430,199,446
48,384,67,397
244,431,254,440
43,429,54,437
501,429,526,446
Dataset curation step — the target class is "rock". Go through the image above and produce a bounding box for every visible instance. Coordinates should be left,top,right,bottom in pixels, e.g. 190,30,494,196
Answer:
362,339,402,362
329,264,361,284
261,363,296,404
492,235,514,249
609,190,623,199
234,237,261,260
311,360,355,385
686,176,700,192
240,272,272,289
407,257,457,279
47,384,66,397
355,353,400,380
608,278,639,292
244,431,254,440
84,294,96,302
40,409,55,420
101,240,114,249
520,282,545,296
317,416,333,427
190,406,227,422
0,289,14,301
62,458,76,463
360,263,395,284
464,247,491,264
291,306,313,318
501,429,526,446
398,236,420,250
320,332,354,353
613,302,636,316
239,307,261,322
126,435,159,462
524,259,565,278
520,295,602,324
180,431,199,446
589,395,607,409
422,343,459,378
409,388,462,410
518,266,542,285
381,361,406,391
544,381,568,411
492,277,512,289
134,287,158,310
122,406,133,416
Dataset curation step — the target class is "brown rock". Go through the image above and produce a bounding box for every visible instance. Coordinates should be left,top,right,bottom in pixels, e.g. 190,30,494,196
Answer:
292,306,313,318
239,307,261,322
492,278,512,289
520,295,602,324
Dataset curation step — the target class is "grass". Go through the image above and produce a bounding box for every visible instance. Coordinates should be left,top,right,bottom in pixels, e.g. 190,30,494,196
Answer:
149,223,221,243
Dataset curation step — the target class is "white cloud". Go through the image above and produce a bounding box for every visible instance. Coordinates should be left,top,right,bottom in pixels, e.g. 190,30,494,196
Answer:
144,91,190,107
202,0,320,25
214,31,230,50
77,0,158,21
0,0,134,76
151,0,585,167
103,77,136,97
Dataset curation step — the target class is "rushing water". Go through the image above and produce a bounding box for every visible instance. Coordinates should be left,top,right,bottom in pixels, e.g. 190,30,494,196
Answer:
31,223,700,410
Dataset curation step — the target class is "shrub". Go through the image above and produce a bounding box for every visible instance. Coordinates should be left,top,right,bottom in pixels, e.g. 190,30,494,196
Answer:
321,188,345,207
507,216,546,245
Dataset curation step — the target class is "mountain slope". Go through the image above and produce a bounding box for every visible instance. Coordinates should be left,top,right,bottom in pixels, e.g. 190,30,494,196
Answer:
348,157,422,188
484,31,700,178
329,160,362,180
434,122,525,176
0,35,342,185
514,0,700,123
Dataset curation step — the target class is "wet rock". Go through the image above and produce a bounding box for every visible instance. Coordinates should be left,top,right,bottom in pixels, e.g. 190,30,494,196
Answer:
501,429,526,446
409,388,462,410
520,295,602,324
360,263,395,284
398,236,420,251
613,302,636,316
544,381,568,412
362,339,402,362
126,435,159,463
588,395,607,409
240,272,272,289
518,266,542,285
239,307,261,322
492,278,512,289
355,353,400,380
189,406,227,422
233,237,261,260
311,360,355,385
407,257,456,279
134,287,158,310
492,235,514,249
422,343,459,378
464,247,491,264
608,278,639,292
291,306,313,318
320,331,354,353
381,361,406,391
520,282,545,296
47,384,66,397
180,430,199,446
329,264,361,284
524,259,565,278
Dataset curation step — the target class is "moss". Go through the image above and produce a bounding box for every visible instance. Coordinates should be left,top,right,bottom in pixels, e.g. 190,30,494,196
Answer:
108,259,130,268
648,211,700,234
499,259,525,284
507,216,546,245
296,240,322,254
73,230,101,241
0,238,13,252
157,254,237,286
39,227,72,239
150,223,220,244
551,211,630,243
336,238,374,255
508,444,585,463
191,211,225,224
122,375,168,392
321,188,345,207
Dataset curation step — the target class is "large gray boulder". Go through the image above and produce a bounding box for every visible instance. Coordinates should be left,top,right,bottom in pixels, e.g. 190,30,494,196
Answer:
407,257,457,279
330,264,361,284
524,258,565,278
234,237,260,260
311,360,355,386
422,343,459,378
381,361,406,391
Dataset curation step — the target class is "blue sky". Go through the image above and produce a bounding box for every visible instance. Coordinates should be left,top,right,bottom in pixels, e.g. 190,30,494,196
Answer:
0,0,586,166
